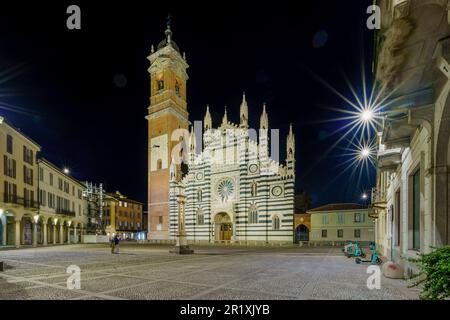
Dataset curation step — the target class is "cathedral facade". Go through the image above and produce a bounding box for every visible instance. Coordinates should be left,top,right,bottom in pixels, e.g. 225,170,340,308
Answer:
147,23,295,244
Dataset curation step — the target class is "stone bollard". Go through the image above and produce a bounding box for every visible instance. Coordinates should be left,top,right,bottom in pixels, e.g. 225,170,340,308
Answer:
382,261,405,279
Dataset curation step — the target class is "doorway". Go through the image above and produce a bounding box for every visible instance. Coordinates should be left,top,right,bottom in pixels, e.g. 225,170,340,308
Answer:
295,224,309,243
214,212,232,241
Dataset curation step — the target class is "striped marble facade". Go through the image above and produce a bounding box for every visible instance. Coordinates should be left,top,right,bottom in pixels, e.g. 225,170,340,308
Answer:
169,95,296,244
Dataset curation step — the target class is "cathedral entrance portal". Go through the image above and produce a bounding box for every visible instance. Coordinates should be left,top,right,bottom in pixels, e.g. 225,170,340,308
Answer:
214,212,232,242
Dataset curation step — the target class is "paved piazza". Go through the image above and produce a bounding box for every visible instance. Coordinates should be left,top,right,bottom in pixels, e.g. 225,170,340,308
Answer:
0,244,419,300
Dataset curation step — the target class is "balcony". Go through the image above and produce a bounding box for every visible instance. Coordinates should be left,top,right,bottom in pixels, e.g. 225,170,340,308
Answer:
55,208,76,217
369,187,387,219
371,187,387,206
3,193,39,210
377,147,402,172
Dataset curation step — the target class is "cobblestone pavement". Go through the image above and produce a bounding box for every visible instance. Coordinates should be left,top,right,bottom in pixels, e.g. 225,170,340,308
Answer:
0,244,420,300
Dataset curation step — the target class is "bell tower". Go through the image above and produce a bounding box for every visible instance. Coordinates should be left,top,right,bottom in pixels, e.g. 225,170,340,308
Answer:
146,19,189,240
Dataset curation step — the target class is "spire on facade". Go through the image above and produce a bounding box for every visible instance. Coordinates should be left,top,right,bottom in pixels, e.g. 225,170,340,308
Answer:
165,14,173,44
222,106,229,126
151,44,155,53
189,126,196,152
240,92,248,128
204,105,212,131
287,123,295,160
260,103,269,129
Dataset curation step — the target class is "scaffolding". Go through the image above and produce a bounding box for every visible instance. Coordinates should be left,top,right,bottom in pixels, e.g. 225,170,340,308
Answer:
83,182,105,235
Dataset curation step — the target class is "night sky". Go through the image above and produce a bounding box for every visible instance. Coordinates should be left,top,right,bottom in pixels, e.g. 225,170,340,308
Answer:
0,0,375,207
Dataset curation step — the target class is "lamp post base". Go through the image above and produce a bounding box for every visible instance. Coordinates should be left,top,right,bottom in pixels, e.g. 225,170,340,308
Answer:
170,234,194,254
170,245,194,254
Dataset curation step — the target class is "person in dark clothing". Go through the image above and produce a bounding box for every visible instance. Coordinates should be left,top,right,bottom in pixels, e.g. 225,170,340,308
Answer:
113,235,120,254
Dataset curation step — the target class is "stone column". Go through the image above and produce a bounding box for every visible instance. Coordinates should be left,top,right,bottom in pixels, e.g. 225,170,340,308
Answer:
423,163,433,253
59,224,64,244
32,222,37,247
15,219,21,248
53,224,57,244
43,222,47,245
67,227,71,244
73,227,77,243
1,216,7,246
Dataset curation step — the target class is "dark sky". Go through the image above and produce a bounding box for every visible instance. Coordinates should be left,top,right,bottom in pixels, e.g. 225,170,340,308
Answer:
0,0,375,207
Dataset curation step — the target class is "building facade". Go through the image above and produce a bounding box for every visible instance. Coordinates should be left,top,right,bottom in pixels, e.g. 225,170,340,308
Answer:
1,116,91,248
309,204,374,244
0,116,40,247
37,158,86,245
169,103,295,244
371,0,450,275
103,191,144,240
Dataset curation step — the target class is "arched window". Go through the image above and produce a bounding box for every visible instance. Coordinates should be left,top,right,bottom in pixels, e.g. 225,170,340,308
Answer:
157,79,164,92
248,205,258,224
197,209,204,225
272,216,280,230
175,81,180,97
251,181,257,197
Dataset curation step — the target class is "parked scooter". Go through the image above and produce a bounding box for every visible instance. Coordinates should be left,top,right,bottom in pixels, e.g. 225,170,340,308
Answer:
344,241,366,258
355,242,382,265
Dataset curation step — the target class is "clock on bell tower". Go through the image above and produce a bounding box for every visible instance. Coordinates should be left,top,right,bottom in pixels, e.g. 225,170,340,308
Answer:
146,20,189,240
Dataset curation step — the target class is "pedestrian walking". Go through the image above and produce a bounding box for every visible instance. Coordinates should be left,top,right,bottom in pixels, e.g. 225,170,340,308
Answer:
114,235,120,254
110,235,116,254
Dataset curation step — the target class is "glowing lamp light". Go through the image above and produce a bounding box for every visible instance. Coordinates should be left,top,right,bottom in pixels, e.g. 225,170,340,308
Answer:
360,108,374,123
0,208,4,217
360,147,371,159
33,215,39,223
63,168,70,175
362,193,368,200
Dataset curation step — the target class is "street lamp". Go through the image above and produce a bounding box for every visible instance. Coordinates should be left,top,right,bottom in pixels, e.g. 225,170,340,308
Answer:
360,147,371,159
63,168,70,175
360,108,374,123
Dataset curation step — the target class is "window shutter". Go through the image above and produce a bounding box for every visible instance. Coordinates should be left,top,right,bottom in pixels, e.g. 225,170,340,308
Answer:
3,155,7,175
13,159,16,178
